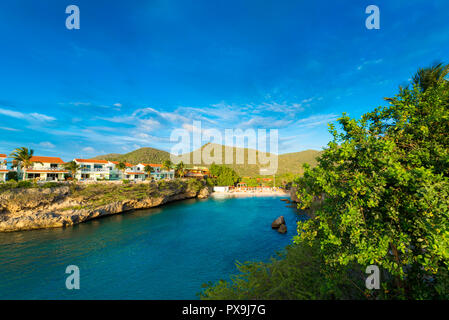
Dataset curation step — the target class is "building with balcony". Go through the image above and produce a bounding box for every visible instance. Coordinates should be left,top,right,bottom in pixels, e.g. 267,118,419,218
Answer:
106,161,143,180
74,159,120,180
19,156,68,181
0,154,8,182
136,163,175,180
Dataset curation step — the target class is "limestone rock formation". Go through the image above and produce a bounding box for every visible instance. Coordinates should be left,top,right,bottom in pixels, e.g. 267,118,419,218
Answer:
271,216,285,229
277,224,287,234
0,181,209,232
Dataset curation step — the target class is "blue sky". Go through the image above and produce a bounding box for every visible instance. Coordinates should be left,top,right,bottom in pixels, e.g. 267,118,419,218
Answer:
0,0,448,161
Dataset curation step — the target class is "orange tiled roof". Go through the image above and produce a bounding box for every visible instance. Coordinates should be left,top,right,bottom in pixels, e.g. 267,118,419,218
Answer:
140,163,163,168
26,169,68,173
75,159,109,164
0,169,8,173
30,156,65,164
0,154,7,158
110,161,134,167
125,172,145,175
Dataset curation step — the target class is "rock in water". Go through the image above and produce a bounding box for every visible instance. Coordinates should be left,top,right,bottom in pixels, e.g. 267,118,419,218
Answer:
198,187,210,199
271,216,285,228
278,224,287,234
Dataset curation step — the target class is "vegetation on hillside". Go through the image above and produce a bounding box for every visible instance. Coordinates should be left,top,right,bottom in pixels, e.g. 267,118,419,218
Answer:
0,180,61,192
94,147,171,164
98,143,322,178
175,143,322,177
209,164,241,186
64,179,204,209
201,63,449,300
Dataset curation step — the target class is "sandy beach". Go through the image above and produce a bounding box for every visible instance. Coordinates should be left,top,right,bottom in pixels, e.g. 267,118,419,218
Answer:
212,190,290,197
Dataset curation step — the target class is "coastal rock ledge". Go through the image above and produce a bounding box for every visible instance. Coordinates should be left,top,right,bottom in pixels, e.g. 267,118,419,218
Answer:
0,180,211,232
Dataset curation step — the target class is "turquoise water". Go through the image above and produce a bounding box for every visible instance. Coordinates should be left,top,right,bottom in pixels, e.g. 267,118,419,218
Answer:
0,196,305,299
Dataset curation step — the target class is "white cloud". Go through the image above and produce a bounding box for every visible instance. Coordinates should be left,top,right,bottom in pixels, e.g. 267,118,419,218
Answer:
357,58,383,71
239,116,292,128
29,113,56,122
0,107,56,122
69,102,91,107
296,114,339,128
182,123,203,133
82,147,95,153
0,126,21,132
39,141,55,148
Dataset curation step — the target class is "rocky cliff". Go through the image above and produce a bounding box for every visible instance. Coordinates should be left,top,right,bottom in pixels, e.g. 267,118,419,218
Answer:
0,180,211,232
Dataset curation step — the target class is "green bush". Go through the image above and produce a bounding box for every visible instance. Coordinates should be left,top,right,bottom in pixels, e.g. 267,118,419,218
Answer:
6,171,18,181
202,63,449,300
293,64,449,299
41,182,60,188
187,178,203,193
205,177,214,188
200,241,366,300
209,164,240,186
17,180,33,188
122,179,130,184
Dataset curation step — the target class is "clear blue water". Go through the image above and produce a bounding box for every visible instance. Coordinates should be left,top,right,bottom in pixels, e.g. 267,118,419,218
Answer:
0,196,305,299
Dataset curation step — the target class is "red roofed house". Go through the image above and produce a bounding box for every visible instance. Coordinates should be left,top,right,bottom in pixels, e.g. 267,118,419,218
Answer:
0,154,8,182
108,161,145,180
136,163,174,180
19,156,68,181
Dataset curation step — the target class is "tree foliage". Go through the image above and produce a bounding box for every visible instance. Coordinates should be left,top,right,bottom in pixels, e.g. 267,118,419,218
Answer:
9,147,39,169
200,240,366,300
63,161,81,177
144,165,154,175
162,160,173,172
200,64,449,300
293,63,449,299
209,164,240,186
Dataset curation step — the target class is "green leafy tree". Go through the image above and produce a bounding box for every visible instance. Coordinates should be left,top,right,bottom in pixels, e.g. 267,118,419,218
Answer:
9,147,41,180
412,62,449,92
162,160,173,172
209,164,240,186
293,64,449,299
175,161,186,178
116,162,127,178
144,165,154,179
63,161,81,178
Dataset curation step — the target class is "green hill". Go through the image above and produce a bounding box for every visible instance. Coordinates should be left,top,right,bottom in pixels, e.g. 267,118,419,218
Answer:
93,147,171,164
94,144,322,177
173,143,322,177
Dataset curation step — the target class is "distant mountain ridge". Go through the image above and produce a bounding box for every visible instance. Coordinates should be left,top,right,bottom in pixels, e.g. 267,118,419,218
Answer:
94,144,322,176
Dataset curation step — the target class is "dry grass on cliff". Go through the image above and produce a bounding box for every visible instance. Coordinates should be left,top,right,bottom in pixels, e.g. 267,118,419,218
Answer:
1,179,205,213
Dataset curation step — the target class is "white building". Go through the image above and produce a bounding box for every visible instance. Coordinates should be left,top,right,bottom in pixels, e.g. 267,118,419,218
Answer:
72,159,175,181
0,154,8,182
213,186,230,193
20,156,68,181
119,162,146,181
136,163,175,180
74,159,120,181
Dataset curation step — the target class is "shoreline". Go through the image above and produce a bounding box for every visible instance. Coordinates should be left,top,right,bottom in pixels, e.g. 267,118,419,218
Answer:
0,180,210,232
212,190,290,197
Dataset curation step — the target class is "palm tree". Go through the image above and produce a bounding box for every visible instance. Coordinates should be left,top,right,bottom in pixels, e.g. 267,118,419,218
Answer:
162,160,173,172
9,147,40,180
412,62,449,92
63,161,81,179
116,161,127,179
175,161,186,178
144,165,154,179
